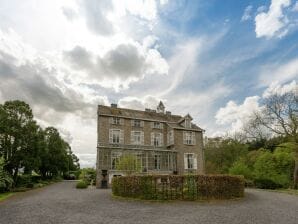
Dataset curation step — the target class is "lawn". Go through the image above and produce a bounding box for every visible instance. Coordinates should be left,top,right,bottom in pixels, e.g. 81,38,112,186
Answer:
0,192,15,202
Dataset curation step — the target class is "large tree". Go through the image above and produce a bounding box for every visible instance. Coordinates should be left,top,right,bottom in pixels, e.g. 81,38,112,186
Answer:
249,90,298,188
0,100,39,183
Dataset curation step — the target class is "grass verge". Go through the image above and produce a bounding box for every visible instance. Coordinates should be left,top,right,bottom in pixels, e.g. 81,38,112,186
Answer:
0,192,15,202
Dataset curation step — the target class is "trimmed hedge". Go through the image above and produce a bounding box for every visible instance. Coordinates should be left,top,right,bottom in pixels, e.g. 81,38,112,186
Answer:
112,175,245,200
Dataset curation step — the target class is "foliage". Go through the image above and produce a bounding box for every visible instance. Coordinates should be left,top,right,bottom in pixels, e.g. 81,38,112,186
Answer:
205,139,249,174
115,154,142,175
112,175,245,200
0,157,13,192
253,149,294,188
76,181,88,189
254,178,283,189
0,100,80,191
79,168,96,185
229,160,253,180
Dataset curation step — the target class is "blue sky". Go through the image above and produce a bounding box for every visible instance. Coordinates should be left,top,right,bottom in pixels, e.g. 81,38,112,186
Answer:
0,0,297,167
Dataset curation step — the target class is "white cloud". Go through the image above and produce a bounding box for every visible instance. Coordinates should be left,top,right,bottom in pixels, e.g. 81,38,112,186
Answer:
255,0,291,38
160,39,202,95
64,41,168,91
241,5,253,21
76,153,96,168
215,96,261,133
259,58,298,86
113,0,158,21
215,81,297,134
263,80,297,97
118,95,161,110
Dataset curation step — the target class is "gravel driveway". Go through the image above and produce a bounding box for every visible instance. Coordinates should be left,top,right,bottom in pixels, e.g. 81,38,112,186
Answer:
0,181,297,224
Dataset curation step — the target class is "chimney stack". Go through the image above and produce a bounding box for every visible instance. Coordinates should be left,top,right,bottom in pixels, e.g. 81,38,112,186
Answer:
111,103,117,108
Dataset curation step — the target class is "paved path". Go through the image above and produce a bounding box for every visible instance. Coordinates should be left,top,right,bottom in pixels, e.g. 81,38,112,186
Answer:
0,181,297,224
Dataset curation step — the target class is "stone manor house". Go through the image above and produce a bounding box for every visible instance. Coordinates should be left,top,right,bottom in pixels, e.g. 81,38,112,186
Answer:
96,102,205,188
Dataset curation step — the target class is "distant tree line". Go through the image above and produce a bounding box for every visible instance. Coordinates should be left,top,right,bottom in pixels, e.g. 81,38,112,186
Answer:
205,90,298,189
0,100,79,190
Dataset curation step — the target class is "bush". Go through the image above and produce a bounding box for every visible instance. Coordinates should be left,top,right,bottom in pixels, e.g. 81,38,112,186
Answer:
76,181,88,189
15,174,32,188
79,168,96,185
0,158,13,193
112,175,245,200
253,150,294,188
229,160,253,180
254,178,283,189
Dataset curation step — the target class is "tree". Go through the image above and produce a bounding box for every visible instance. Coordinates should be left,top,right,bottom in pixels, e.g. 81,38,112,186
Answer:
249,91,298,188
253,149,294,188
229,160,253,180
40,127,69,177
79,168,96,185
0,157,13,192
205,138,249,174
0,100,39,183
116,154,142,175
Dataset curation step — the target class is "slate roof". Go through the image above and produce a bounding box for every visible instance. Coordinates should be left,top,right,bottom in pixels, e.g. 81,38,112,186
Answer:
98,105,203,131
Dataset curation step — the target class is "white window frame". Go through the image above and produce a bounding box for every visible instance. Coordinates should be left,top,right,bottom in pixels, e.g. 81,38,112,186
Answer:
109,129,124,144
151,132,163,147
111,151,122,170
131,131,144,145
183,131,196,145
185,119,191,128
110,117,123,125
151,122,163,129
167,130,174,145
154,154,161,170
184,153,197,170
131,120,144,127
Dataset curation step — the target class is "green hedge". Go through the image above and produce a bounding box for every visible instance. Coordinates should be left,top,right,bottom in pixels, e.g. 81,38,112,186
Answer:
112,175,245,200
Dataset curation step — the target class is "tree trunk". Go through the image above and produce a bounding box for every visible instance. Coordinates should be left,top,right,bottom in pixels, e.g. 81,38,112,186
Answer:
12,168,19,187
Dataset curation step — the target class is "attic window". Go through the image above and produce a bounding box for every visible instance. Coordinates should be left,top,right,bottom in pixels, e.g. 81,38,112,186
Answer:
185,119,191,128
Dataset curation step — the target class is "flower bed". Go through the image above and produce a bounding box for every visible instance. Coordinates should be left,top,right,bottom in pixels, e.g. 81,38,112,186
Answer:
112,175,244,200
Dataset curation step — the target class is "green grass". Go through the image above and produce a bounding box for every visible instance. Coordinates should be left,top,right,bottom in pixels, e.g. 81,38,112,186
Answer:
0,192,15,202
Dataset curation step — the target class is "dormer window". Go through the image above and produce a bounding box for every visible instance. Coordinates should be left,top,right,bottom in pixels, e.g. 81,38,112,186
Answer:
180,114,192,128
185,119,191,128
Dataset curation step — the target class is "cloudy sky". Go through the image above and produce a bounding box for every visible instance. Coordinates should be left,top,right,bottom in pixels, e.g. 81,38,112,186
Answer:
0,0,297,167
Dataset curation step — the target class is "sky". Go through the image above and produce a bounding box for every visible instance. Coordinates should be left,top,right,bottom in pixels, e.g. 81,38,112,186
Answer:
0,0,297,167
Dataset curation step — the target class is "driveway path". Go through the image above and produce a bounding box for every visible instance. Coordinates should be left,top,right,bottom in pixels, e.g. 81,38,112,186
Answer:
0,181,297,224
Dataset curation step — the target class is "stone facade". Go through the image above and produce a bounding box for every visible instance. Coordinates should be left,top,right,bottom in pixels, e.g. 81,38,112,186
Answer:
96,102,205,188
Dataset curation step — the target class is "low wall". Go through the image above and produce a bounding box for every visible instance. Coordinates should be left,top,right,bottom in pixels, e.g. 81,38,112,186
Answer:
112,175,245,200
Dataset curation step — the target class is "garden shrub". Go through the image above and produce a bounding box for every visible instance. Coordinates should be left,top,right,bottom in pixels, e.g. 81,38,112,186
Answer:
229,160,253,180
112,175,244,200
15,174,32,188
254,178,283,189
0,157,13,193
79,168,96,185
76,181,88,189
